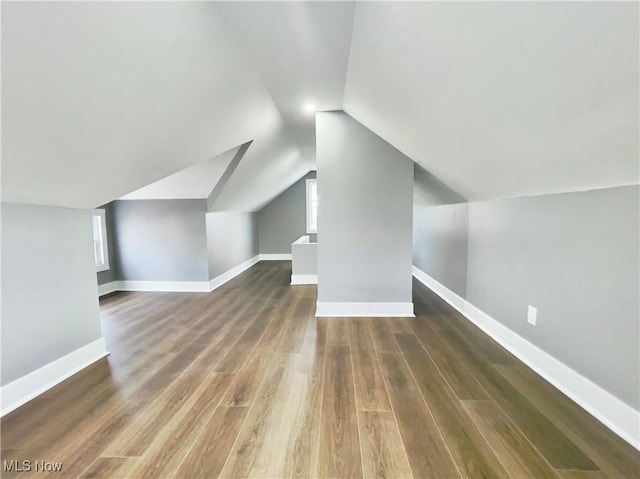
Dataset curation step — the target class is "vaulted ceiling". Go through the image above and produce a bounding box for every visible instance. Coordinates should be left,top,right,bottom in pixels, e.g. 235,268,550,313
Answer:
2,2,638,211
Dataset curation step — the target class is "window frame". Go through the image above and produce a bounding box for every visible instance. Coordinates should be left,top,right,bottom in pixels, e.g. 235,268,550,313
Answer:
305,178,318,234
92,209,110,272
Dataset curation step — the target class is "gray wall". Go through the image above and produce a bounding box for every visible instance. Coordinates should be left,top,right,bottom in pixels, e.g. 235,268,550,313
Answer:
1,203,103,386
113,199,209,282
467,186,639,410
257,172,316,254
412,185,639,410
413,164,469,297
206,211,258,279
96,201,120,285
413,203,469,298
414,163,466,207
316,111,414,303
292,241,317,276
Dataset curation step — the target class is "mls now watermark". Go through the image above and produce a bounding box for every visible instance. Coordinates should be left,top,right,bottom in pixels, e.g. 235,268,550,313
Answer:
3,459,63,473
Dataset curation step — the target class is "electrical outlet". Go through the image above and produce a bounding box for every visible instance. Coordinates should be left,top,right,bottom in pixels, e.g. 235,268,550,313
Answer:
527,305,537,326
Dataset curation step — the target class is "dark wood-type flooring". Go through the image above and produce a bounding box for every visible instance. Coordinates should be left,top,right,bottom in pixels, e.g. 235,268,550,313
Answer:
1,261,638,478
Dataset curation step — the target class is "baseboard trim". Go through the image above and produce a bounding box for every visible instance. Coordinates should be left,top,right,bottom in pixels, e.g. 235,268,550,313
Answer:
259,253,292,261
315,301,414,318
98,281,119,297
117,280,210,293
209,255,260,291
0,338,109,417
412,265,640,450
291,274,317,285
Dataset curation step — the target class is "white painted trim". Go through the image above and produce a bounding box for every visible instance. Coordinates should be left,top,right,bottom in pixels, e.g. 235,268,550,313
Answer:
291,274,317,285
209,255,259,291
259,253,292,261
305,178,318,234
0,338,109,417
412,265,640,450
92,209,110,272
315,302,414,318
98,281,119,297
117,280,210,293
292,235,311,245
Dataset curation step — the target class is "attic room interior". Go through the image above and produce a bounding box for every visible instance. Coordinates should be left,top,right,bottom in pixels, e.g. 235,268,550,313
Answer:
1,1,639,478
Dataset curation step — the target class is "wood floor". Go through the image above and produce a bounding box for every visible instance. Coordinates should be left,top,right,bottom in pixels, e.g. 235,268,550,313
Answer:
1,261,638,478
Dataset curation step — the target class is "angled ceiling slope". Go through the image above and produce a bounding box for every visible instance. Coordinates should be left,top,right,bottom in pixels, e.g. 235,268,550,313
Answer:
119,145,243,201
216,2,355,160
344,2,640,200
1,2,304,210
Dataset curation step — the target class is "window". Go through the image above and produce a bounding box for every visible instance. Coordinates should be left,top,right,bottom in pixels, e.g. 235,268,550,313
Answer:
306,179,318,234
92,209,110,272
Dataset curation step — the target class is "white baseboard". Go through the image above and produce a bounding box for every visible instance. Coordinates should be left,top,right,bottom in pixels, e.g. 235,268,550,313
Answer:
291,274,317,285
98,256,263,295
315,301,414,318
0,338,109,417
209,255,260,291
117,280,210,293
412,265,640,450
259,253,292,261
98,281,119,297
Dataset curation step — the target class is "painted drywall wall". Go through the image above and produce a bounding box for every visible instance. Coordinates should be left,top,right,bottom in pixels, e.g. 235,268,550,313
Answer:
413,184,639,409
1,203,103,386
292,239,317,276
206,212,258,280
466,185,639,410
96,202,120,285
316,111,414,303
345,2,639,200
413,164,469,296
3,2,305,210
257,172,316,254
113,199,208,282
414,163,466,207
413,203,469,298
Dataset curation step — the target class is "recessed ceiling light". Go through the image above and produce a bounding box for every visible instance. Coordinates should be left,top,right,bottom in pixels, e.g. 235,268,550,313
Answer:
304,104,316,111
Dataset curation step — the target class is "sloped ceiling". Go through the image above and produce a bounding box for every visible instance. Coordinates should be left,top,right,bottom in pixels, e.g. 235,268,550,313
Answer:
209,114,311,212
1,2,304,210
3,2,638,211
344,2,639,200
216,2,355,159
119,146,241,200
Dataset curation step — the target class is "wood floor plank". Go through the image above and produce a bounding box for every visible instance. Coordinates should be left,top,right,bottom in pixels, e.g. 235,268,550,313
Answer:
103,372,205,457
554,471,609,479
128,373,234,478
430,320,598,471
358,410,413,479
221,293,299,407
495,362,640,479
394,333,508,479
80,457,138,479
376,352,460,479
326,318,351,346
174,406,249,479
349,321,391,411
318,345,363,479
411,318,489,400
290,318,327,477
2,262,636,479
462,399,560,479
219,353,295,478
368,320,399,353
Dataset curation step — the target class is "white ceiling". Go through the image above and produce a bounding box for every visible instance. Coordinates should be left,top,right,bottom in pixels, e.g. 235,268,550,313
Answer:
118,146,240,201
1,2,305,210
216,2,355,159
2,2,638,211
344,2,639,200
